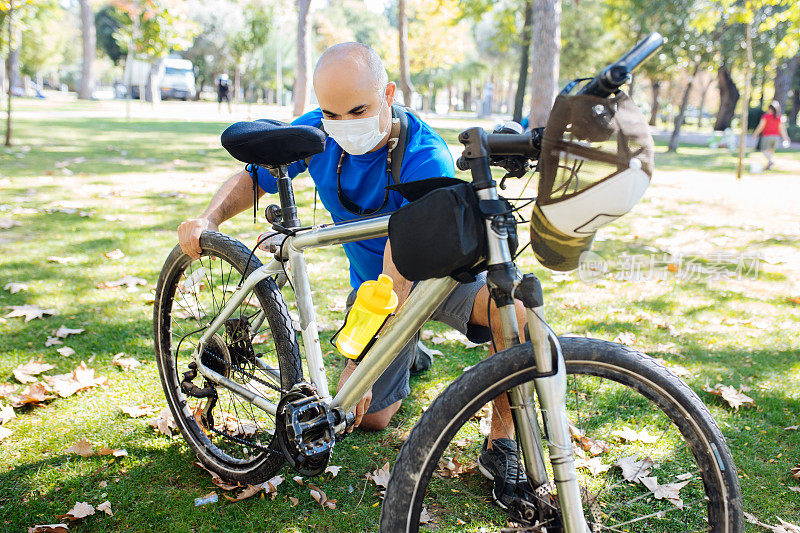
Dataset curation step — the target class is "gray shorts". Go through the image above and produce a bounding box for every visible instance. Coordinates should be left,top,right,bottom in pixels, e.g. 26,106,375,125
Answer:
761,135,780,151
345,272,489,413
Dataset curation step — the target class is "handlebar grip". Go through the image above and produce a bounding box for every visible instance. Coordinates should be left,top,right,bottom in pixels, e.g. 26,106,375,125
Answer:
579,32,664,98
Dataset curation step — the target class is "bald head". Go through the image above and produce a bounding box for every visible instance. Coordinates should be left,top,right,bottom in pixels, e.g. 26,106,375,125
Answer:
314,42,388,95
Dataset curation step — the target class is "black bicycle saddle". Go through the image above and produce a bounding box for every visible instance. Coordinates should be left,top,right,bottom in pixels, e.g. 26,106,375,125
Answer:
221,119,327,167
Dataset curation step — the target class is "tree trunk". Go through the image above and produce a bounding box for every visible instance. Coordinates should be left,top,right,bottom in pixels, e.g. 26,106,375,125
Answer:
649,80,660,126
5,0,15,146
147,59,162,105
714,64,739,131
292,0,311,117
398,0,414,108
697,78,712,129
758,67,765,109
463,80,472,111
772,52,800,113
528,0,561,128
668,62,700,153
234,62,242,104
78,0,96,100
790,86,799,126
513,0,534,123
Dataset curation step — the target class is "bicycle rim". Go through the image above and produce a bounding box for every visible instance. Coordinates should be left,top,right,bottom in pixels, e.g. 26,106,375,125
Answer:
155,243,293,471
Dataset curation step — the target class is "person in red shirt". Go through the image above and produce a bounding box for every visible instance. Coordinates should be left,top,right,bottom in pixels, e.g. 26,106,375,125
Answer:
752,100,790,170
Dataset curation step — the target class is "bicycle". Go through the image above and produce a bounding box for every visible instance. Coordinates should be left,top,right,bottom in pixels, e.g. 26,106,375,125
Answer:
153,33,743,532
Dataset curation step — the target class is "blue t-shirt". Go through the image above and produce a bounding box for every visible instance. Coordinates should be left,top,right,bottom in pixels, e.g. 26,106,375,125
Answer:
256,108,455,289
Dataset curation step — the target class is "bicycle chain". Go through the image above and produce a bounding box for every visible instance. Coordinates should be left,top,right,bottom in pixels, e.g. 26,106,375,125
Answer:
202,347,287,395
196,349,288,455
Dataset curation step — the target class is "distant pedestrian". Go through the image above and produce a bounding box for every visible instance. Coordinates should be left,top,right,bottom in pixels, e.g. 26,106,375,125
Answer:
217,74,232,113
752,100,790,170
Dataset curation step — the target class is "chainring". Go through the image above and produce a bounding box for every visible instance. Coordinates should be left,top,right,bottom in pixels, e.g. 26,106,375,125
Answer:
275,383,334,476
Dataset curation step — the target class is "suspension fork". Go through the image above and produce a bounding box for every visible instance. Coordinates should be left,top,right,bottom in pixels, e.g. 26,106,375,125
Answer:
516,275,588,533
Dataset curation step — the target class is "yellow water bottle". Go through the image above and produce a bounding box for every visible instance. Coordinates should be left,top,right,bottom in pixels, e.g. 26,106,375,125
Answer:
336,274,398,360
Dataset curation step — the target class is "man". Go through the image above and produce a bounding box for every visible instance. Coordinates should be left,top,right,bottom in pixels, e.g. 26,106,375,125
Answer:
178,42,529,508
217,74,232,113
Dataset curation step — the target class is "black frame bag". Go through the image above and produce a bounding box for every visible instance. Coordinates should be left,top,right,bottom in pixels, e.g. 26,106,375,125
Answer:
388,182,485,282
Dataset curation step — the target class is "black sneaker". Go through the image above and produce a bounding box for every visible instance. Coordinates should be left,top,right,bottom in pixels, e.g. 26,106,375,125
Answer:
409,341,434,376
477,437,529,509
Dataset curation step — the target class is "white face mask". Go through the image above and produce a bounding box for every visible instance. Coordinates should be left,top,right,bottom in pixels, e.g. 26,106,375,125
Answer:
321,98,389,155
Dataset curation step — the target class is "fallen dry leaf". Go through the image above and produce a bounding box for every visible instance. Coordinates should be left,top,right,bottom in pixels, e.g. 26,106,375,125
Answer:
44,362,107,398
96,275,147,291
5,305,55,322
263,475,284,499
223,485,262,502
569,424,609,456
111,353,141,371
120,405,153,418
45,337,63,347
57,347,75,357
13,359,55,383
104,249,124,260
9,382,56,407
97,447,128,457
575,455,611,476
293,475,303,485
46,256,76,264
370,462,391,488
0,404,16,424
614,455,654,483
419,507,433,524
288,496,299,507
744,512,800,533
324,465,341,477
27,524,69,533
640,476,690,508
0,426,11,441
702,383,755,410
612,427,658,444
0,218,21,229
785,426,799,431
791,465,800,481
437,457,473,478
55,326,84,338
308,484,336,509
149,407,177,436
4,282,28,293
0,383,17,398
96,501,113,516
613,332,636,346
57,501,95,521
65,438,94,457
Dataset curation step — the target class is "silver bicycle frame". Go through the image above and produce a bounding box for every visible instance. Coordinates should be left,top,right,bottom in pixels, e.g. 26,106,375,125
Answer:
191,215,456,418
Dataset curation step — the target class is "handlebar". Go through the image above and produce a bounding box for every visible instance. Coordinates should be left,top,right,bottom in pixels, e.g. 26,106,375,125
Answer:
457,32,664,173
578,32,664,98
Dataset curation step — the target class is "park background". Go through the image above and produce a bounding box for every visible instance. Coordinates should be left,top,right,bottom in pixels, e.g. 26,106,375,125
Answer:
1,0,799,531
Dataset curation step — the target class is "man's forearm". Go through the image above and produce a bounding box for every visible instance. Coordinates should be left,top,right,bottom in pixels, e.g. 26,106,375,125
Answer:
201,170,264,226
382,240,414,308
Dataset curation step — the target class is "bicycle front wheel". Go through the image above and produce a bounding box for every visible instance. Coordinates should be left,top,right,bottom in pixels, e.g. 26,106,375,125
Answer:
154,231,302,484
381,337,743,532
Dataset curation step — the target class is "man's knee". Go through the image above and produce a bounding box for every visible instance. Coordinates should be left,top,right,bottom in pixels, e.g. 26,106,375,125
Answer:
359,400,401,431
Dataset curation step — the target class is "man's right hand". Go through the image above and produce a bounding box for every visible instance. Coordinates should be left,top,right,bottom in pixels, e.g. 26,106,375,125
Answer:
337,359,372,433
178,218,219,259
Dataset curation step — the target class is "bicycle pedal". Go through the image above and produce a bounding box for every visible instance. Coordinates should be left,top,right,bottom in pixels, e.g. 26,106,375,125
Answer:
276,383,347,476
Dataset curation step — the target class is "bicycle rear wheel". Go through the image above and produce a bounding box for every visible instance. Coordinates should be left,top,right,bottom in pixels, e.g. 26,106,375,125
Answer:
154,231,302,484
381,337,743,532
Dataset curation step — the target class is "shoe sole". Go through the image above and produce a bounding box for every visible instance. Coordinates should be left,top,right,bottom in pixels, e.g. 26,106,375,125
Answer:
477,458,513,510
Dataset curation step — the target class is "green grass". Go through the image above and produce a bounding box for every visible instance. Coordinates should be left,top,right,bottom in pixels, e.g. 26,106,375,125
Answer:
1,105,799,531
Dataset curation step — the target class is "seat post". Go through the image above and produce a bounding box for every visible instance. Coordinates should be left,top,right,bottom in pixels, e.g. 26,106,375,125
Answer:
273,165,300,228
